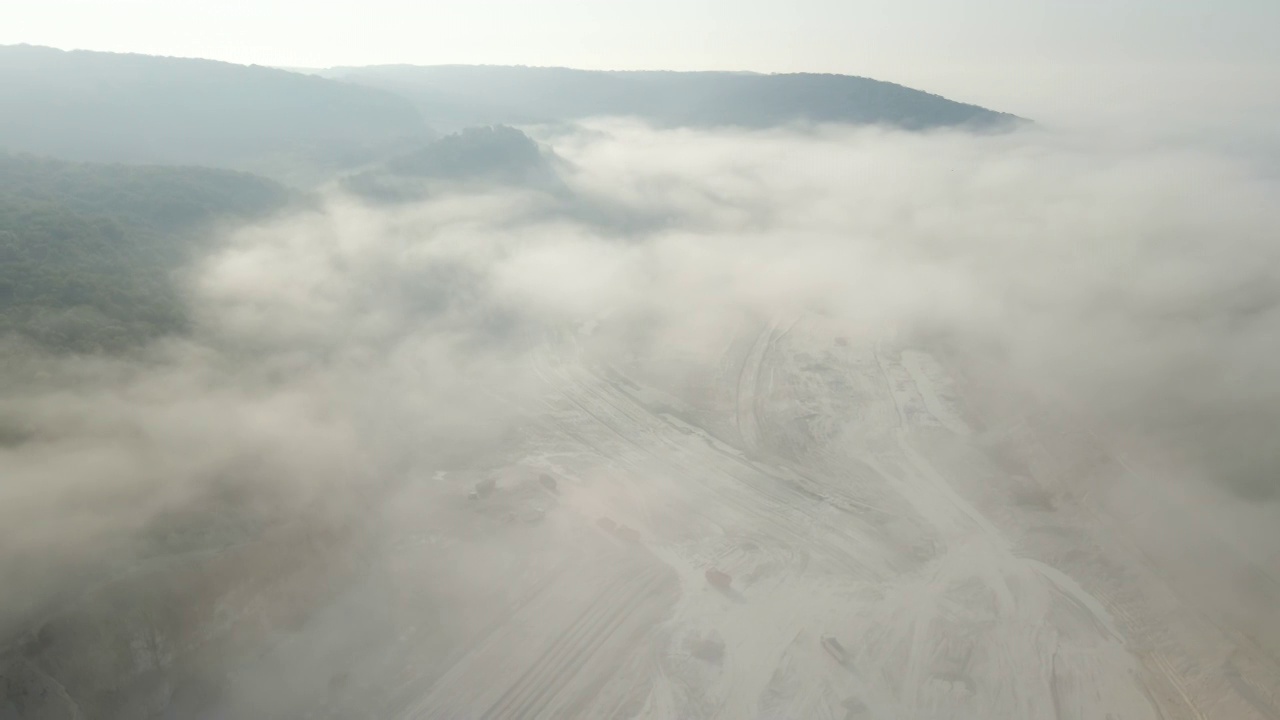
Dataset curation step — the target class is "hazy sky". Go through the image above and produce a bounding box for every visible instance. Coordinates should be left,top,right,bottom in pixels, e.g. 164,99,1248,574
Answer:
3,0,1278,130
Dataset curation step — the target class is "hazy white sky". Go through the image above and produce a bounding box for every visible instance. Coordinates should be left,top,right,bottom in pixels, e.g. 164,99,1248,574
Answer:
3,0,1278,127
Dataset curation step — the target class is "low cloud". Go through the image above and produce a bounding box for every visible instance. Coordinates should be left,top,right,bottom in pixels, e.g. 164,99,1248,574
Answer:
4,119,1279,715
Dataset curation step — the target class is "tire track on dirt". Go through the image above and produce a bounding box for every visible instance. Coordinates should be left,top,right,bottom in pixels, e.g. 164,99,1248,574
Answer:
735,325,777,454
570,339,905,587
476,565,670,720
397,559,670,720
540,350,840,581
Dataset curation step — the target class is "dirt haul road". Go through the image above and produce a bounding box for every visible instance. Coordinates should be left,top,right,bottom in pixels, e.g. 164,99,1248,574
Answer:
260,316,1280,720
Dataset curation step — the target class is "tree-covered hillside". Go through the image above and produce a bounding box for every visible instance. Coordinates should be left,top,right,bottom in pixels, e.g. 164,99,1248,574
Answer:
344,125,564,201
0,45,433,181
322,65,1023,132
0,154,292,352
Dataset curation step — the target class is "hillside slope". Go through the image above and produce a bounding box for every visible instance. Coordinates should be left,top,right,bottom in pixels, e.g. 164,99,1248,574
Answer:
321,65,1022,132
0,153,292,351
0,45,432,180
344,125,566,201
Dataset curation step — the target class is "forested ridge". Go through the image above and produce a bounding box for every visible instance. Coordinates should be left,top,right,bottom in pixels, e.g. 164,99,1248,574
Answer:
0,154,292,351
0,47,1022,354
0,44,432,180
321,65,1023,132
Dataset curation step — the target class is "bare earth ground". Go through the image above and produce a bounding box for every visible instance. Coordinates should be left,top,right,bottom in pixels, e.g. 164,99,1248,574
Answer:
212,314,1280,720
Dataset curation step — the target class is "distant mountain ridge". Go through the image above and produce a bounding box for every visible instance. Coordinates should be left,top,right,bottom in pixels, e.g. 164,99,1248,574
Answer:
0,45,432,182
0,46,1021,184
319,64,1023,132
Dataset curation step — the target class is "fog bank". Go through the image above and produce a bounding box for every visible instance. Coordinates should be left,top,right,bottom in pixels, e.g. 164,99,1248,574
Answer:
4,120,1279,718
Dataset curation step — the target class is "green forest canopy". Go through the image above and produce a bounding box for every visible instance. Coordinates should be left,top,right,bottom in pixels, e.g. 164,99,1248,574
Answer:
321,65,1024,133
0,153,292,352
0,45,432,181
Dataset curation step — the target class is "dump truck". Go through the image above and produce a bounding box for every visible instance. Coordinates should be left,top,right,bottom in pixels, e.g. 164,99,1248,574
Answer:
616,526,641,543
705,568,732,589
821,635,849,664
